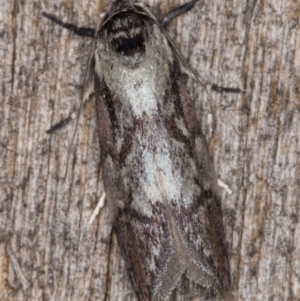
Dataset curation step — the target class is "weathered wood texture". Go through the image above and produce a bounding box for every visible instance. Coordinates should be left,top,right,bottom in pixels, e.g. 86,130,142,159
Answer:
1,0,299,300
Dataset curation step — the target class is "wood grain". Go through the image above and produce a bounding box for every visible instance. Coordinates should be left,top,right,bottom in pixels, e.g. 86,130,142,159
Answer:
1,0,299,300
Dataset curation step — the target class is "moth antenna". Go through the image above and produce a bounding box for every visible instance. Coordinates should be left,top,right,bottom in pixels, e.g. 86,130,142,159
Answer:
63,61,95,180
160,0,201,28
42,12,95,37
44,11,97,180
162,27,243,140
61,12,102,180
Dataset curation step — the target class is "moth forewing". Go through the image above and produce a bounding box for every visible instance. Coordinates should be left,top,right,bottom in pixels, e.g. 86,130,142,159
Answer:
91,1,230,300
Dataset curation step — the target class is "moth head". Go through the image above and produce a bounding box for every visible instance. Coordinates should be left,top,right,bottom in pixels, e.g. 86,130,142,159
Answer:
108,0,134,12
97,10,152,68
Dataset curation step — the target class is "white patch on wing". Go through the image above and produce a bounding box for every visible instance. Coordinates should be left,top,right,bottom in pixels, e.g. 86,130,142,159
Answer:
98,23,201,215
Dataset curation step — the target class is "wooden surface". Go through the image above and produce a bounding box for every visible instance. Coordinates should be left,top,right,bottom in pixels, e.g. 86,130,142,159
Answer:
1,0,300,300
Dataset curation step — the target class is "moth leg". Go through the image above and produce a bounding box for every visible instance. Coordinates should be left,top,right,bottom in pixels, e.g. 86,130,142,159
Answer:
42,12,95,37
88,191,106,225
181,65,242,94
160,2,241,94
46,114,76,134
211,85,241,94
160,0,201,28
217,179,232,195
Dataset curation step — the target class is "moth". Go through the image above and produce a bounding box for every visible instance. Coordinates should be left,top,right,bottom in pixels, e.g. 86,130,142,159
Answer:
44,0,230,300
